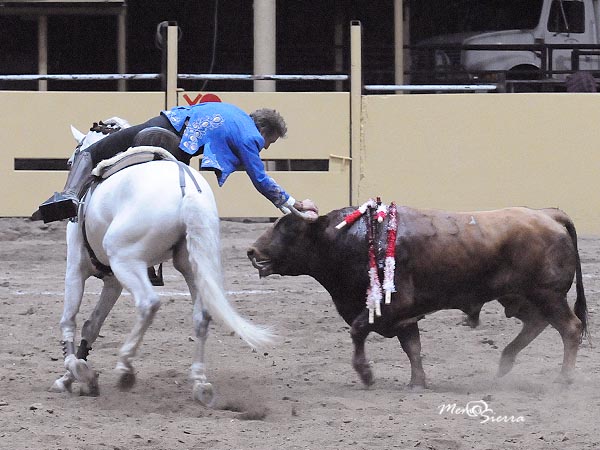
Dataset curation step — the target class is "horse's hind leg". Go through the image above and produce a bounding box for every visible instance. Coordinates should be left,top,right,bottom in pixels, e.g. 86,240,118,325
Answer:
111,260,161,390
173,246,215,406
190,304,214,405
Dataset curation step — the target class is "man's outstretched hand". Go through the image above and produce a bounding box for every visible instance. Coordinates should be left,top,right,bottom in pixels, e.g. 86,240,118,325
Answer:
295,199,319,221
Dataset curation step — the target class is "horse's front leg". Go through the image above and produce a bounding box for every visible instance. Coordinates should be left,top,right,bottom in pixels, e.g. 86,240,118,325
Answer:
71,275,123,395
52,254,87,394
112,261,161,390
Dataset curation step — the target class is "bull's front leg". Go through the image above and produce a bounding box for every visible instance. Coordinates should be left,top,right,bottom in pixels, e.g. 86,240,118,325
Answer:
397,322,427,389
350,311,374,386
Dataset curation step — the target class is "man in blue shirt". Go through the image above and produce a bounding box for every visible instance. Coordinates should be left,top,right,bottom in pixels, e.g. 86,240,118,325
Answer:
37,102,319,223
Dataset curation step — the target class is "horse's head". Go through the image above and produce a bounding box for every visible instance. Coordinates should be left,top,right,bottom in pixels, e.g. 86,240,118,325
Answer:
69,116,131,165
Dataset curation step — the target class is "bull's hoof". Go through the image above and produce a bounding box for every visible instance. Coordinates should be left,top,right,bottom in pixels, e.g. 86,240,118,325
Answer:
496,358,515,378
554,373,574,386
355,366,374,386
460,316,480,328
408,382,427,391
118,372,136,391
192,381,215,407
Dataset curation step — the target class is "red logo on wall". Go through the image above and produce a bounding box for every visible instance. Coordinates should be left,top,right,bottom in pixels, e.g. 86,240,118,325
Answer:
183,93,222,105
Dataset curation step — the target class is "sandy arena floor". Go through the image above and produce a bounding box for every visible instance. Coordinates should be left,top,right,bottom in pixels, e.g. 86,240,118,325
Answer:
1,217,599,450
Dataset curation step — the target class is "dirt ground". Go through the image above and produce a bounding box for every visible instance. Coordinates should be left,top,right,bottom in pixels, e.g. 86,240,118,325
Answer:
1,216,599,450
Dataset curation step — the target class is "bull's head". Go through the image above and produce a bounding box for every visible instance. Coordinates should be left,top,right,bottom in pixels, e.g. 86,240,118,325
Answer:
247,207,366,279
247,213,320,277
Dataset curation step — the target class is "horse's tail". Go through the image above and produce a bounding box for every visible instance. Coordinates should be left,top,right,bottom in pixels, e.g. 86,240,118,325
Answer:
546,208,589,342
180,191,276,349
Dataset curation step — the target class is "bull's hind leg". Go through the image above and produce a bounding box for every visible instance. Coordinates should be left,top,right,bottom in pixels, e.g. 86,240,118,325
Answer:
531,290,583,384
397,323,427,388
111,260,161,390
497,300,547,377
173,244,215,406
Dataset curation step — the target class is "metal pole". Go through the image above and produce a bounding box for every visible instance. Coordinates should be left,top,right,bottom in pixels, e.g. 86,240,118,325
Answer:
394,0,404,87
334,5,344,92
253,0,276,92
117,7,127,91
350,20,362,205
38,15,48,91
166,23,178,109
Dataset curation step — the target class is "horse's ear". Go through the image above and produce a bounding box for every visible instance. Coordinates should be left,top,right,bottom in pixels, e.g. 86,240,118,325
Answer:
71,125,86,143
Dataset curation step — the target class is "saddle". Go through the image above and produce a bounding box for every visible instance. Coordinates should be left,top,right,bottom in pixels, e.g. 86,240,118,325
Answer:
91,145,178,178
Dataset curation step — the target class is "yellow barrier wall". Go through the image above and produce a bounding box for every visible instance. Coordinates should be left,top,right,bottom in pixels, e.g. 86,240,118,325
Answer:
3,91,600,233
361,94,600,234
0,91,164,216
0,91,350,219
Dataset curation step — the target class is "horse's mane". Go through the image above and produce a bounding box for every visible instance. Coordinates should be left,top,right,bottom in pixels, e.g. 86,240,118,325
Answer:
89,120,125,135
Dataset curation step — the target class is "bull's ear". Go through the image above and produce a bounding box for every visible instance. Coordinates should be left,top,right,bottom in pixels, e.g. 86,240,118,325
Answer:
319,214,340,242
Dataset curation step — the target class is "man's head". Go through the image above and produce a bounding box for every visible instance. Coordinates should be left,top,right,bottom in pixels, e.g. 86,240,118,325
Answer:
250,108,287,149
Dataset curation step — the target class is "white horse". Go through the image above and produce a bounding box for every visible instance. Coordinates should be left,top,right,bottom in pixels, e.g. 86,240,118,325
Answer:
51,119,275,404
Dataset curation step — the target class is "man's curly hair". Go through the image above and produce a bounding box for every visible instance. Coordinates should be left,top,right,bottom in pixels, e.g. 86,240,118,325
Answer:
250,108,288,139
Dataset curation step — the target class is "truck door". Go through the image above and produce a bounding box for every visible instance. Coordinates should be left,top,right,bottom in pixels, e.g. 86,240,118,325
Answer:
544,0,599,76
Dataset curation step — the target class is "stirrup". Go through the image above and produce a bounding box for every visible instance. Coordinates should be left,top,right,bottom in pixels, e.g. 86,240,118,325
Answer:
38,192,78,223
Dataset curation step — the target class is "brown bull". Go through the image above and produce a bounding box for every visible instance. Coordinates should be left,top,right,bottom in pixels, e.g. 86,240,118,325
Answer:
247,206,588,387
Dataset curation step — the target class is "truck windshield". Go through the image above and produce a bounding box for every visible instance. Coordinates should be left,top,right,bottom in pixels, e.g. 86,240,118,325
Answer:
460,0,544,31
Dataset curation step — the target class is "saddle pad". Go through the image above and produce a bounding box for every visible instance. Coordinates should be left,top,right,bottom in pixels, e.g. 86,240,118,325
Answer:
92,145,178,179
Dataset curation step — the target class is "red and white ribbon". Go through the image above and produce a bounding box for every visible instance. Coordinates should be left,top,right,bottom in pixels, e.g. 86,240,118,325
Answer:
383,202,397,304
366,205,382,323
335,198,377,229
375,202,387,223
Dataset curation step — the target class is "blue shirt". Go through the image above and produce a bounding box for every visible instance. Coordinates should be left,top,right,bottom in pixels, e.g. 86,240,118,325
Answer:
161,102,290,207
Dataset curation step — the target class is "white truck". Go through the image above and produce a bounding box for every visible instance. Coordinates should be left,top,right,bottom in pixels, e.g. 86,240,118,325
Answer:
413,0,600,91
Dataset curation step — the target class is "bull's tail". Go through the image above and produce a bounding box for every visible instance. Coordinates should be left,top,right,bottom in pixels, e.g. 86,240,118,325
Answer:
546,209,588,341
180,190,276,349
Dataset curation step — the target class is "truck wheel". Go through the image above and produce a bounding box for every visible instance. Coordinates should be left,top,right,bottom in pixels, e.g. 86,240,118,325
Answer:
507,66,542,92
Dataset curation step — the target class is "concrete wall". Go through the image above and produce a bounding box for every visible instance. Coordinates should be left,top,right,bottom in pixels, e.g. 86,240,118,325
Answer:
360,93,600,234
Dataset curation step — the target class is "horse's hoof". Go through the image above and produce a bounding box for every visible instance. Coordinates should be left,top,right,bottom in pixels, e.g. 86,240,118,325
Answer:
192,382,215,407
118,372,136,391
80,374,100,396
50,377,73,393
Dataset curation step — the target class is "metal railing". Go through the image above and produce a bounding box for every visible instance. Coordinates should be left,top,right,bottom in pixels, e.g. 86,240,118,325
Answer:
408,42,600,92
